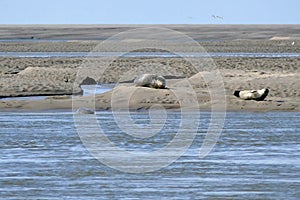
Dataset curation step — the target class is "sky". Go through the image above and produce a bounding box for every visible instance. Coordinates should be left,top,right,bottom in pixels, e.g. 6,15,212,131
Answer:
1,0,299,24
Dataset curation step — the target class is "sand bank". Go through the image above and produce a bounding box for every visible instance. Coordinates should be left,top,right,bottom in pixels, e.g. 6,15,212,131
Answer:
1,25,300,111
1,57,299,112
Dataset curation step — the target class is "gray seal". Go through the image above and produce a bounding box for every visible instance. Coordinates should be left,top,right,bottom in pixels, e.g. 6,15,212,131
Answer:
134,74,166,89
75,107,95,114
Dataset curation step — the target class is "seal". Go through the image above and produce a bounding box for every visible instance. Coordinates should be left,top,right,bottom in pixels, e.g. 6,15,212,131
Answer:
75,107,95,114
134,74,167,89
233,88,269,101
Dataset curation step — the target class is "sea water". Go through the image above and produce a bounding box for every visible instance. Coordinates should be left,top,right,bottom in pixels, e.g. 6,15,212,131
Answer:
0,111,299,199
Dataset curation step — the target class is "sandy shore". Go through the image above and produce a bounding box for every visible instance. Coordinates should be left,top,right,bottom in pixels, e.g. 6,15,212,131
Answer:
0,25,300,52
1,25,300,112
0,39,299,53
1,56,299,112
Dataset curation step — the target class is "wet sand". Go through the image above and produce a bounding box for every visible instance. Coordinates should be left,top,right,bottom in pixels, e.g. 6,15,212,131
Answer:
0,25,300,112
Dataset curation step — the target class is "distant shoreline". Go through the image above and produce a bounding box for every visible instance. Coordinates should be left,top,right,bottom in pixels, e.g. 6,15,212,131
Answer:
0,25,299,112
1,24,300,40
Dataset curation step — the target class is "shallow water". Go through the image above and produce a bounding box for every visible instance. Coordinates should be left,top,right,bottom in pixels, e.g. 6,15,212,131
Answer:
1,51,300,58
81,84,115,96
0,111,299,199
0,84,114,101
0,39,69,43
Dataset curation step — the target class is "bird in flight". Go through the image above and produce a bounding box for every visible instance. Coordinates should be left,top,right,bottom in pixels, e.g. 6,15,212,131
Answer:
212,15,223,20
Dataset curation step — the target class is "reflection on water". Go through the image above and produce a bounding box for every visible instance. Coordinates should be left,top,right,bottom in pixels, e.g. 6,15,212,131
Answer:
81,84,115,96
1,95,49,101
0,111,299,199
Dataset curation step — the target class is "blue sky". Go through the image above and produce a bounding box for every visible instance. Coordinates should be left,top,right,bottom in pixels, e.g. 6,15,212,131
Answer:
1,0,299,24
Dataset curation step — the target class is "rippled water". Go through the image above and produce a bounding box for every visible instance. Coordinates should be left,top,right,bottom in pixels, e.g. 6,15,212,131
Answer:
0,111,299,199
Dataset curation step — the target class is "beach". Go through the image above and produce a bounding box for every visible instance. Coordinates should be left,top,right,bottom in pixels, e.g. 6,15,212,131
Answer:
0,25,300,112
1,25,300,200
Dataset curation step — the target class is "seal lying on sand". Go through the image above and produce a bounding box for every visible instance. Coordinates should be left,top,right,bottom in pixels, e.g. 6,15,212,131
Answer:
134,74,167,89
234,88,269,101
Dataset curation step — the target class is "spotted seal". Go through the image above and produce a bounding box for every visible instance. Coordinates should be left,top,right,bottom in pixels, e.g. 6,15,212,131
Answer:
233,88,269,101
